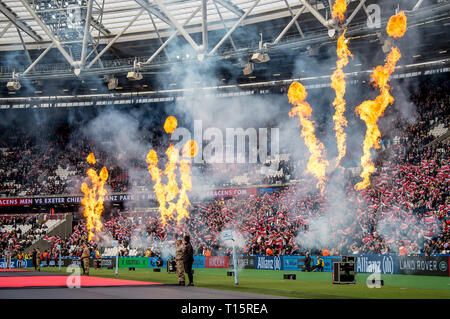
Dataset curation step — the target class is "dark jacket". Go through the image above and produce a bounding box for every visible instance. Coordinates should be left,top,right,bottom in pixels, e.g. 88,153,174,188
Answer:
183,242,194,264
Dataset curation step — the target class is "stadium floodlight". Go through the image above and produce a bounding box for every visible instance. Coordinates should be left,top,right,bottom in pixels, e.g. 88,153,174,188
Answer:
127,71,143,81
251,33,270,63
6,72,21,90
251,52,270,63
328,28,336,38
6,80,21,91
243,62,254,76
127,59,143,81
107,77,119,90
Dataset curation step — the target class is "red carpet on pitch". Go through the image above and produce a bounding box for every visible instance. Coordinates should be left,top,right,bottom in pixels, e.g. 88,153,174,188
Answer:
0,275,163,288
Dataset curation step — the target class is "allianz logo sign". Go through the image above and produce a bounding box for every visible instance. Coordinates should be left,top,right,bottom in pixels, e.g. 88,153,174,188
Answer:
356,256,394,274
257,257,281,270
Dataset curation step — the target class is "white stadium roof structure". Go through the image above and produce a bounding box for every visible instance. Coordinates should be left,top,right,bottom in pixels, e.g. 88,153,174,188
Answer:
0,0,448,93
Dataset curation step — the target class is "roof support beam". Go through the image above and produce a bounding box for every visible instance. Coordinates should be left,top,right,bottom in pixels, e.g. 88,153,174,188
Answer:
213,0,244,17
140,5,202,66
0,21,12,38
147,12,170,61
16,28,33,67
202,0,208,52
344,0,366,28
413,0,424,11
298,0,331,28
0,1,41,42
81,0,94,67
283,0,305,38
21,43,55,76
272,5,306,45
153,0,201,51
213,1,237,51
86,8,145,69
134,0,173,27
19,0,75,67
209,0,261,56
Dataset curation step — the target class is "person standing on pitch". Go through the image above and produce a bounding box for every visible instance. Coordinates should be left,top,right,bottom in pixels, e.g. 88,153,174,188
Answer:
35,248,41,272
175,240,185,286
183,235,194,286
32,249,37,270
303,252,312,272
80,244,90,276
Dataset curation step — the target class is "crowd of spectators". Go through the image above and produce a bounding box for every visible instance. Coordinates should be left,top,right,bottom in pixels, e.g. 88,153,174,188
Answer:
0,77,448,260
0,215,49,256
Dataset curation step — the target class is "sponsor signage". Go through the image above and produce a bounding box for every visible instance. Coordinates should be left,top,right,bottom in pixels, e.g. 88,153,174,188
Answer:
148,257,166,268
0,194,158,207
229,256,255,270
398,256,449,276
282,256,339,272
193,256,205,268
205,256,229,268
356,255,398,274
61,258,93,267
0,187,262,207
282,256,305,271
206,188,257,198
100,258,115,268
0,259,32,268
258,186,287,195
255,256,282,270
118,257,148,268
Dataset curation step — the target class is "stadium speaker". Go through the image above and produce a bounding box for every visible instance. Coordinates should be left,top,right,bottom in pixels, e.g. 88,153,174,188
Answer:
367,278,384,286
283,274,296,280
332,261,356,284
243,62,254,76
127,71,143,81
107,77,118,90
6,81,21,91
167,259,177,273
250,52,270,63
341,256,356,263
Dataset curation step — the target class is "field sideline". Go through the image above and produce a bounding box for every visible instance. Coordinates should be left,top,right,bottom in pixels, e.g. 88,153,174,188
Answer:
42,267,450,299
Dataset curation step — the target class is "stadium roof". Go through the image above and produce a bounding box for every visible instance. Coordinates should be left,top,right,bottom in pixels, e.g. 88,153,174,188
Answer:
0,0,448,95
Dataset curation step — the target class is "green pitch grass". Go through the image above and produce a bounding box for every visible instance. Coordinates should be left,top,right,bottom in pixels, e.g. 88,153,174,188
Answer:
43,267,450,299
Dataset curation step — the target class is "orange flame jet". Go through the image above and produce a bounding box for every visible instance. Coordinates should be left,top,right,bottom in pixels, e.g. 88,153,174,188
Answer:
146,116,197,226
354,12,407,190
81,153,108,241
332,0,347,22
331,30,353,167
288,82,329,193
164,116,178,134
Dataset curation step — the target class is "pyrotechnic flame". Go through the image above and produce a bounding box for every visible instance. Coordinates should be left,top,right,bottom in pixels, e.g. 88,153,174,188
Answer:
354,11,407,190
288,82,329,193
81,154,108,241
146,150,168,225
164,116,178,134
146,127,195,226
387,11,407,38
181,140,199,158
331,31,353,167
86,153,96,164
354,47,402,190
175,140,197,223
332,0,347,22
